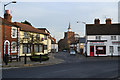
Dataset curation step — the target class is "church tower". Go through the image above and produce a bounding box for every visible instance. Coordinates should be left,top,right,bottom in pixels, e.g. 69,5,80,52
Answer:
68,22,71,32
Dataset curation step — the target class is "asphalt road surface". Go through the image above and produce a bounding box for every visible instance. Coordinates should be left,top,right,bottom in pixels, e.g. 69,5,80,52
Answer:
2,52,120,79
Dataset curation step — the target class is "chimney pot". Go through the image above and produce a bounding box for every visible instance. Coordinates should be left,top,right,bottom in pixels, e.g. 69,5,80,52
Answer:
5,10,9,14
4,10,12,22
106,18,111,24
94,18,100,24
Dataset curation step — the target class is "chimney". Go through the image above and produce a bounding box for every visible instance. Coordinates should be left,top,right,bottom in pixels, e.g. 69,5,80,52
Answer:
4,10,12,22
106,18,111,24
94,19,100,24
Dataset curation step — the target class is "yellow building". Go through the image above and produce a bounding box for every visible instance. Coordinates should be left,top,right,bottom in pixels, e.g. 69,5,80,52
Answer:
14,22,49,57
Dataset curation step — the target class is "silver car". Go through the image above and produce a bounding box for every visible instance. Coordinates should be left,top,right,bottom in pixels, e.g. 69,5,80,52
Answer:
70,50,76,55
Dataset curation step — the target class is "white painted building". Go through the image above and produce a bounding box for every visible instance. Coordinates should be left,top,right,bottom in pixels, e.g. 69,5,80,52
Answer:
86,18,120,56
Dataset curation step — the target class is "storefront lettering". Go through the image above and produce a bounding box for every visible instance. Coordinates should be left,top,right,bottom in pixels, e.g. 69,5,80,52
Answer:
90,42,104,45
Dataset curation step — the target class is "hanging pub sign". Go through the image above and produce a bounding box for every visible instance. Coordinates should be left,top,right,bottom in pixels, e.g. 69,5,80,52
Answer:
112,41,120,45
90,42,104,45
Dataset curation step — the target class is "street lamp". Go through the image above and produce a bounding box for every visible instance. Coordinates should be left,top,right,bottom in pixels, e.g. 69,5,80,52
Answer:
4,1,16,14
77,21,87,56
3,1,16,65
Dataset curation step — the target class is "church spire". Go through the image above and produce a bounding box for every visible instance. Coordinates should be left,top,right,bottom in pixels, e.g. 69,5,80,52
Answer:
68,22,71,32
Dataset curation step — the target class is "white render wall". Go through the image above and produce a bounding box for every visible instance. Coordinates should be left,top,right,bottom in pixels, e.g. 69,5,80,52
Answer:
87,35,120,56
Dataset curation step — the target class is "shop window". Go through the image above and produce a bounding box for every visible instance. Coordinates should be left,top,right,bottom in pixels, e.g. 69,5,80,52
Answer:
96,36,101,40
96,46,106,54
11,27,17,38
110,46,114,53
111,36,116,40
11,42,17,53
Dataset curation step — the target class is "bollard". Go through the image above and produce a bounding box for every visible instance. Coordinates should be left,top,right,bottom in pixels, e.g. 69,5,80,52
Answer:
24,53,27,64
40,54,42,63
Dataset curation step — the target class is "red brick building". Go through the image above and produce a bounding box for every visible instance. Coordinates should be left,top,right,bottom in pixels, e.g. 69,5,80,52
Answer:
58,23,75,51
1,10,20,61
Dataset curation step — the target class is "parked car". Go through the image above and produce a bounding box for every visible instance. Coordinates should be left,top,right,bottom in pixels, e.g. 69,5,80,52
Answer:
63,50,67,52
70,50,76,55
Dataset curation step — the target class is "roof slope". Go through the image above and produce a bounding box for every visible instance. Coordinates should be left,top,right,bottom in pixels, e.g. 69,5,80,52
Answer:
14,22,48,35
86,24,120,35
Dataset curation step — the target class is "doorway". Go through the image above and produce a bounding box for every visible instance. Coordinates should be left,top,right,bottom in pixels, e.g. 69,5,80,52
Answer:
90,46,94,56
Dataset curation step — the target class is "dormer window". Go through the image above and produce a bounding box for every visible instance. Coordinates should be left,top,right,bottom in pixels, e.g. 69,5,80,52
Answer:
11,27,17,38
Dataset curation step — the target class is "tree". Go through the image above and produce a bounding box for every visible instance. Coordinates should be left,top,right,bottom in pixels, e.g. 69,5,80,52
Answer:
19,32,42,56
21,20,32,26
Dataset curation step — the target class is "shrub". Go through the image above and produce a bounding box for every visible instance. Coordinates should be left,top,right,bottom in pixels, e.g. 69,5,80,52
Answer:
30,55,49,62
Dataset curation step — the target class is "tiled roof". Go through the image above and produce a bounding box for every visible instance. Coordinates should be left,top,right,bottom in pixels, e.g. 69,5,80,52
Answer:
14,22,49,35
86,24,120,35
37,28,50,34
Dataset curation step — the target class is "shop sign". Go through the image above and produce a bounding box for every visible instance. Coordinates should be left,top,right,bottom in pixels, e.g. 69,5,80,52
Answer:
90,42,104,45
112,41,120,45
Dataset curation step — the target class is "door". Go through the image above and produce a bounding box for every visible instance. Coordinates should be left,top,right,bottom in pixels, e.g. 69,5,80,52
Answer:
5,42,8,55
90,46,94,56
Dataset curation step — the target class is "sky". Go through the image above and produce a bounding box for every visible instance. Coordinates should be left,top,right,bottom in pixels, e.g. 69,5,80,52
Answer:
0,1,119,42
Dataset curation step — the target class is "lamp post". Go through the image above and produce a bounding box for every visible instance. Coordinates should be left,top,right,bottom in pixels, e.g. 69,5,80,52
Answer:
4,1,16,14
3,1,16,65
77,21,87,56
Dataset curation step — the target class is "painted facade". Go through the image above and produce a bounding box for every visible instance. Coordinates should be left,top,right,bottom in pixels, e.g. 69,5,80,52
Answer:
14,22,49,57
86,18,120,56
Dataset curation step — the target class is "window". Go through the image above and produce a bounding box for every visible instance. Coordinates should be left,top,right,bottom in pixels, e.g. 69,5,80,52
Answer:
44,35,47,40
23,44,27,54
36,34,40,40
11,42,17,53
24,32,29,38
39,45,43,52
118,47,120,52
11,27,17,38
23,44,32,54
34,45,39,53
110,46,114,53
96,46,106,54
96,36,101,40
44,45,47,50
111,36,116,40
28,45,31,53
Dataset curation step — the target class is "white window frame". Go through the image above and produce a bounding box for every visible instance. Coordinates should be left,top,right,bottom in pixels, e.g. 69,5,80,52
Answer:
11,27,17,38
109,46,114,53
96,36,101,40
11,42,17,53
111,36,116,40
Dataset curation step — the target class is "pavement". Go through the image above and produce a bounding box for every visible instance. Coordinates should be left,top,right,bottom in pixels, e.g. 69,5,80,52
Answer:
2,53,64,69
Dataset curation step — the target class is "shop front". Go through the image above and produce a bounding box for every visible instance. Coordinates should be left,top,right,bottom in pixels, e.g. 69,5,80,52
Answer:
87,40,107,56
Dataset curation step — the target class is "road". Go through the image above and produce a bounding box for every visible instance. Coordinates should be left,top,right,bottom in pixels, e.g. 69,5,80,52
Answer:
2,52,120,79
